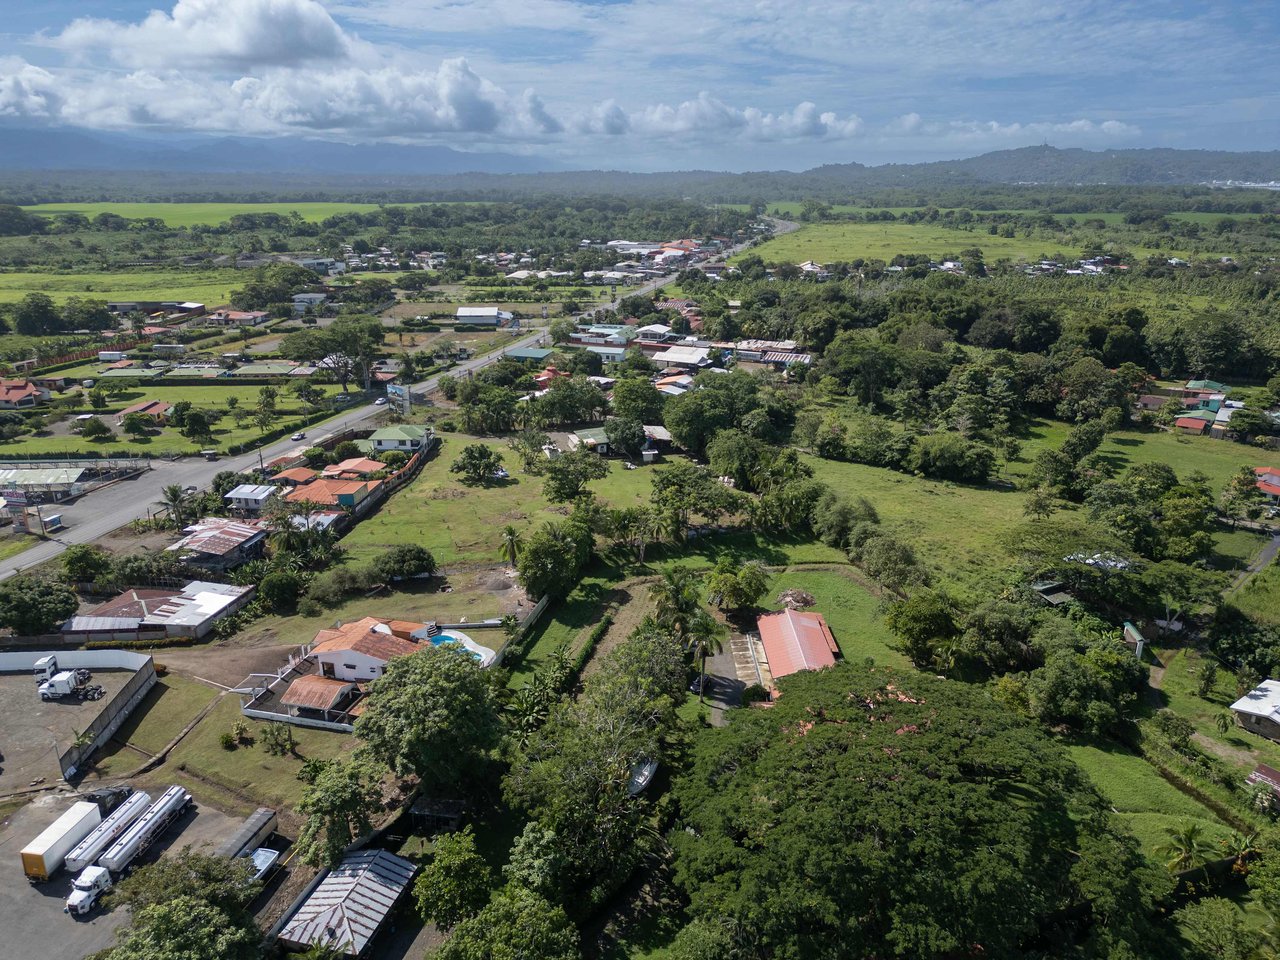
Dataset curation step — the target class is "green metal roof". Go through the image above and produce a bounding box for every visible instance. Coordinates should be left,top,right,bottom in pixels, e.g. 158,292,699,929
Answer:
369,424,429,441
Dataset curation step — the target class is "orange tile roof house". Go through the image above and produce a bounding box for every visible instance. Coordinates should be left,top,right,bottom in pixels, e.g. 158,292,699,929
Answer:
284,477,380,508
281,675,358,714
0,379,50,409
271,467,320,487
322,457,387,479
1257,467,1280,500
756,608,840,681
310,617,424,682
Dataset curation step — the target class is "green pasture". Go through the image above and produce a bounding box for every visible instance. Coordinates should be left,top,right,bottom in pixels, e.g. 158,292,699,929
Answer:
0,269,240,305
22,201,387,228
742,221,1183,265
341,435,682,567
1065,739,1232,863
1235,563,1280,627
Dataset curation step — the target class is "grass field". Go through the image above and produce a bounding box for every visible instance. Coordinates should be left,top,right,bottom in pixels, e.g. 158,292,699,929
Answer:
742,221,1206,265
341,435,683,567
0,534,38,562
1235,563,1280,626
0,268,240,304
85,675,221,780
144,694,356,814
1065,738,1233,861
22,201,387,228
760,567,905,667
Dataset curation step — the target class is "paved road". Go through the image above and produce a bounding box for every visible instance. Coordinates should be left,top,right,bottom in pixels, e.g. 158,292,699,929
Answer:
0,327,549,581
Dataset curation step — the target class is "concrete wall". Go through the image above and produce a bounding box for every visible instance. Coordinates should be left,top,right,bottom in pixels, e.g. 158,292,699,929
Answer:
0,649,157,780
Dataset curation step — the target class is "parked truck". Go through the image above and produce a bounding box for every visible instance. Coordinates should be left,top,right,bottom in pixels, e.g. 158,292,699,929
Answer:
39,671,79,701
20,801,102,881
64,791,151,874
99,786,192,875
33,655,58,683
64,865,112,916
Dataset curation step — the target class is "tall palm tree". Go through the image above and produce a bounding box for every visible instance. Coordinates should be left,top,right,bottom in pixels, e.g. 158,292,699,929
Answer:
649,565,700,636
1216,711,1235,734
500,526,523,568
1160,821,1217,874
685,610,724,704
638,509,666,564
158,484,191,528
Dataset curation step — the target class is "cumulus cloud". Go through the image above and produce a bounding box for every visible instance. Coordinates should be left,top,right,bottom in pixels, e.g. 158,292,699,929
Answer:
0,58,62,118
632,93,862,141
54,0,351,68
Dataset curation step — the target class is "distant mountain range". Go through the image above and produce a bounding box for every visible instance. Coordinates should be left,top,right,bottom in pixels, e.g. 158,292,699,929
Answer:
1,126,1279,202
0,125,561,176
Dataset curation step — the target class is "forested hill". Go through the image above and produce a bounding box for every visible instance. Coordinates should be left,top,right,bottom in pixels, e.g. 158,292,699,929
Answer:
2,142,1279,205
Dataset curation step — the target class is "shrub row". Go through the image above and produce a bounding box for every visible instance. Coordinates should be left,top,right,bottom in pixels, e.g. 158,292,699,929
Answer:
569,611,614,678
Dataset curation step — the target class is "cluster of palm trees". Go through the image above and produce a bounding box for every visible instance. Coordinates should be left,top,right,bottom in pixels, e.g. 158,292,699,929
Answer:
1161,820,1256,877
648,566,724,703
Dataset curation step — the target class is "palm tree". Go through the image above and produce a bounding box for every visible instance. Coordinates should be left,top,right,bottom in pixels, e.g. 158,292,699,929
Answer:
158,484,191,528
1160,821,1217,874
638,509,666,564
1221,830,1258,871
500,526,523,568
649,566,700,636
686,610,724,704
1216,711,1235,734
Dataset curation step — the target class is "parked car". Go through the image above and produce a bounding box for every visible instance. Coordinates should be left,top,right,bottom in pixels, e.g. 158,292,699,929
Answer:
689,675,715,695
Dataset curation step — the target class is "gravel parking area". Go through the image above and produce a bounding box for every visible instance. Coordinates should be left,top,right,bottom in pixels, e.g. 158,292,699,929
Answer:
0,670,135,795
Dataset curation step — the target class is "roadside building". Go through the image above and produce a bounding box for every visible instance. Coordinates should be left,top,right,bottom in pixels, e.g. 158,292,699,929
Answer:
63,581,255,641
284,477,380,509
225,483,279,515
455,306,513,326
369,424,431,452
115,399,173,425
165,518,267,572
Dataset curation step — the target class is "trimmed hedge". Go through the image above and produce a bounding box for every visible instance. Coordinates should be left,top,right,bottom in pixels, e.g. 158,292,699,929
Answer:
569,611,614,678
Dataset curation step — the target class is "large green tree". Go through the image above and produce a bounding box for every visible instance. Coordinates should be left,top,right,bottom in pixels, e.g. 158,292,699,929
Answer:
669,664,1164,960
431,885,580,960
355,645,501,786
0,576,79,635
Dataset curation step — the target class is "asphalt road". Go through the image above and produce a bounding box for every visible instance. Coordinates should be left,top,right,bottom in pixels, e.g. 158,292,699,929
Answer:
0,326,549,581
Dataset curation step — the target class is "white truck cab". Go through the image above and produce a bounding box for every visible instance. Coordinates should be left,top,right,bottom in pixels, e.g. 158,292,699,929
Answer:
65,866,112,916
40,672,78,701
34,656,58,683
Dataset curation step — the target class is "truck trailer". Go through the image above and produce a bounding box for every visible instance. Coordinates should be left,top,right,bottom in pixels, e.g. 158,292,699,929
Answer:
64,791,151,874
20,802,103,881
99,786,192,875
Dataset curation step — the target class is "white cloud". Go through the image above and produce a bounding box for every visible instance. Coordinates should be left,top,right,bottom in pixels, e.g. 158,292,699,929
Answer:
0,58,61,118
633,93,862,141
54,0,351,68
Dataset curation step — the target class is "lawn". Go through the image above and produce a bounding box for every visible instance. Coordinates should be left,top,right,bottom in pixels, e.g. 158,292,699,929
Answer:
21,201,387,228
145,694,357,814
1065,738,1233,862
1235,563,1280,627
341,436,685,567
239,572,518,649
0,534,38,562
0,268,241,305
739,221,1203,265
84,675,220,780
759,567,905,667
1154,646,1280,773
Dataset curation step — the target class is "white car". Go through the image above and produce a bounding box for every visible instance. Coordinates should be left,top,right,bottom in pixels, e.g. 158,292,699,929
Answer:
374,397,389,405
291,432,306,441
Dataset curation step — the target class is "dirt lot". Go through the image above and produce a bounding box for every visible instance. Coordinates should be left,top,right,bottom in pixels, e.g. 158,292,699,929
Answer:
0,670,136,795
0,789,240,960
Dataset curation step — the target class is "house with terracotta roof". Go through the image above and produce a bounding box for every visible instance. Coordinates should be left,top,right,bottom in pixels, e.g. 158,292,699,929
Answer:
281,675,359,717
1257,467,1280,503
1174,416,1210,435
308,616,498,682
756,608,840,688
0,379,50,409
284,477,380,509
271,466,320,487
116,399,173,425
322,457,387,479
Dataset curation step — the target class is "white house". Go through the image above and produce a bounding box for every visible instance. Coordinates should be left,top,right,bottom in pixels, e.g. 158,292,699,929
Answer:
224,483,278,514
455,307,513,326
369,424,430,452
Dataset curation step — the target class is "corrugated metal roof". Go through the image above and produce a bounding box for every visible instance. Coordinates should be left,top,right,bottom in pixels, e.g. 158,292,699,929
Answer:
0,467,85,487
280,850,415,956
281,676,353,710
757,609,839,679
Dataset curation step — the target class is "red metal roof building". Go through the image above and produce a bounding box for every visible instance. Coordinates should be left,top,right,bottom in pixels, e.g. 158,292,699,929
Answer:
1257,467,1280,499
1174,416,1209,434
756,608,840,680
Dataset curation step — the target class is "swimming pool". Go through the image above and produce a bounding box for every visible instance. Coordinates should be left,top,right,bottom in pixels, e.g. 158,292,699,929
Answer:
424,632,497,667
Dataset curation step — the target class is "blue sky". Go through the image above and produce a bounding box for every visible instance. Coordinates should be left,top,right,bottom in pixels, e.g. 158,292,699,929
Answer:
1,0,1277,170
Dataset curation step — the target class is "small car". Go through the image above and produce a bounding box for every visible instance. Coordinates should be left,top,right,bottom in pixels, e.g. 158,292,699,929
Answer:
291,432,306,441
374,397,389,405
689,675,715,695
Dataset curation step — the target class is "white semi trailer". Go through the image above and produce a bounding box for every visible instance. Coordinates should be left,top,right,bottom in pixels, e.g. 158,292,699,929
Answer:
99,786,192,875
64,791,152,874
20,802,102,881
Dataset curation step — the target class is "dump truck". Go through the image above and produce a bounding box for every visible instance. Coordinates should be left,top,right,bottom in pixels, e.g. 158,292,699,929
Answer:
64,791,151,874
64,865,112,916
20,801,102,881
99,786,192,875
